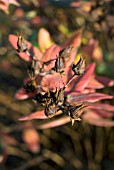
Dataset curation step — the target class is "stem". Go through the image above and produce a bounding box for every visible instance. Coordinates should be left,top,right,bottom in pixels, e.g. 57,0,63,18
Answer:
65,75,75,89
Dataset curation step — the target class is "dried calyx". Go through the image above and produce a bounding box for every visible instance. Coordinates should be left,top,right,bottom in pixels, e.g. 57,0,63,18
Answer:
52,45,73,74
72,55,85,76
17,35,28,53
23,62,36,93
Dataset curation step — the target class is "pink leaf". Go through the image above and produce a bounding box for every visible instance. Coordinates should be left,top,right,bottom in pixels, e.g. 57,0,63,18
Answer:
19,110,62,121
41,73,66,91
18,110,47,120
83,110,114,127
87,76,104,89
0,0,19,14
0,1,9,14
38,116,70,129
9,34,42,61
15,88,37,100
90,109,114,118
22,122,40,153
3,0,19,6
68,92,113,103
89,103,114,112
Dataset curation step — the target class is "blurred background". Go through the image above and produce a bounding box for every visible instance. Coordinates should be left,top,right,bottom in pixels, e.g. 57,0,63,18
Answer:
0,0,114,170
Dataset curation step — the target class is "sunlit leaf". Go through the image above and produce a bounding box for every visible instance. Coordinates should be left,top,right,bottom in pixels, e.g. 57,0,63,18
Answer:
38,28,53,52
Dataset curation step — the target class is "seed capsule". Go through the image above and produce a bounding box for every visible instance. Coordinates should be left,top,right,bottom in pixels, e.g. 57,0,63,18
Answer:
45,102,58,118
68,103,88,120
59,45,73,61
72,55,85,76
24,65,36,93
52,56,65,74
17,35,28,52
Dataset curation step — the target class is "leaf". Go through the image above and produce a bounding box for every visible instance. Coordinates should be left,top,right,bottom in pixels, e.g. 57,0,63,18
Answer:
38,116,70,129
64,47,77,67
18,110,47,121
9,34,42,61
90,109,114,118
38,28,53,52
89,103,114,112
22,122,40,153
15,88,37,100
41,73,66,91
0,0,19,14
61,29,82,49
41,45,60,71
19,110,62,121
68,92,113,103
71,1,92,11
4,0,19,6
83,110,114,127
87,76,104,89
96,76,114,87
83,39,98,59
0,1,9,14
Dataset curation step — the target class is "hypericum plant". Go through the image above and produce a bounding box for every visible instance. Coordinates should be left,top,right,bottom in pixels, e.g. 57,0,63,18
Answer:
9,28,114,129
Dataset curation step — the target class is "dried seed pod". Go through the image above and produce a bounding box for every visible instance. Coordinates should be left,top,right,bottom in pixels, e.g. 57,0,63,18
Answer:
72,55,85,76
68,103,88,120
45,102,58,118
55,87,65,106
24,65,36,93
17,35,28,52
24,79,36,93
52,56,65,74
59,45,73,61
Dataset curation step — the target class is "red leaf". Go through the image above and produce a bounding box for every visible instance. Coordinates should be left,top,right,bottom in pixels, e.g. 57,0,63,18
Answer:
96,76,114,87
9,34,42,61
68,92,113,103
41,45,60,71
83,110,114,127
64,47,77,67
83,39,97,58
62,29,82,49
38,116,70,129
